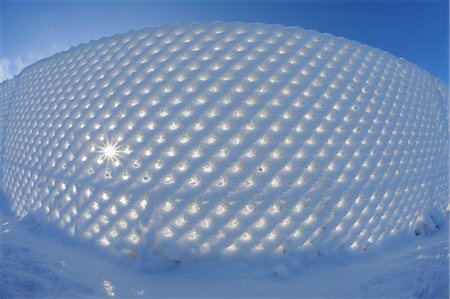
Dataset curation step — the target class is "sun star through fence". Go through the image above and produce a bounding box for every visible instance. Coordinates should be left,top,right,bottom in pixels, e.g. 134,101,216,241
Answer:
0,22,448,261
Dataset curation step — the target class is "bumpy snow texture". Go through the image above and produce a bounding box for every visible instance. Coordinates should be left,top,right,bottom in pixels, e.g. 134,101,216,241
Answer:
0,23,448,261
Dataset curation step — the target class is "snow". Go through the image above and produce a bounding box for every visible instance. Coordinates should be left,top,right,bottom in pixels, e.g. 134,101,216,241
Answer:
1,203,448,298
0,22,449,297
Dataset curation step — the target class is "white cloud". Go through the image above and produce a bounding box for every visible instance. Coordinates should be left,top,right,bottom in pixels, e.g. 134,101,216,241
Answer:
0,58,12,82
1,45,68,83
0,56,35,82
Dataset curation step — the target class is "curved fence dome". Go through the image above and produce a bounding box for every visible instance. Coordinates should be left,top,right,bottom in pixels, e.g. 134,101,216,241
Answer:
0,22,448,260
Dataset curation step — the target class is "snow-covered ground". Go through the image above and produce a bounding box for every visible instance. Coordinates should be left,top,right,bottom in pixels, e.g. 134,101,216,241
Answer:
1,200,448,298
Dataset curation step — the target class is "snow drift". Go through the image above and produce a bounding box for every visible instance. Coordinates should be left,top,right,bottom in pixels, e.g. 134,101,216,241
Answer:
0,22,448,263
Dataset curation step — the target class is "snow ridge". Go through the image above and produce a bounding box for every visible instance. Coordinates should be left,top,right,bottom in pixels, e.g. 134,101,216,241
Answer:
0,22,448,263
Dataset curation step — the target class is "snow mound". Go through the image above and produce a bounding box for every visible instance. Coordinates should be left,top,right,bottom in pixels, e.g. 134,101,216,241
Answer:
414,208,447,236
0,22,448,263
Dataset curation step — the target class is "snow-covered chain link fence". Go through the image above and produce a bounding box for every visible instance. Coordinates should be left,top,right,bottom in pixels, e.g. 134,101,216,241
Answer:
0,23,448,261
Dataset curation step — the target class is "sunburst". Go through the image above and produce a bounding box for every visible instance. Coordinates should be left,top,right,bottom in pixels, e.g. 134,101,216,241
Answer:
97,137,124,167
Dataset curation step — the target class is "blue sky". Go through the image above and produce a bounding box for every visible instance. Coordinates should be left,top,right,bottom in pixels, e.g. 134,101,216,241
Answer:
1,0,448,83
